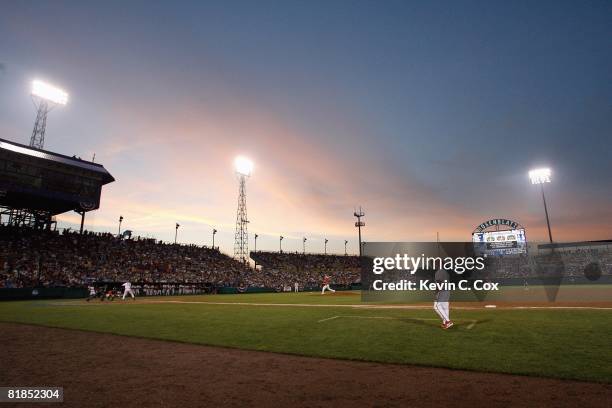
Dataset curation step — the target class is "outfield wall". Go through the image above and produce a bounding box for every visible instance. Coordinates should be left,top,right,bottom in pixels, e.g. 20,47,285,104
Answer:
0,284,359,300
0,287,87,301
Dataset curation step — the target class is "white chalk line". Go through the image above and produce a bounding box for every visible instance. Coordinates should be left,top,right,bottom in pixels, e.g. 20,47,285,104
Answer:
135,300,612,311
135,301,446,309
511,306,612,310
317,316,340,323
316,315,479,330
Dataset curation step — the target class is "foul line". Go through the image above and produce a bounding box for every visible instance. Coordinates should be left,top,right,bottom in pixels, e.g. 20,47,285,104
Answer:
511,306,612,310
316,315,479,330
136,301,612,310
139,301,443,309
317,316,340,323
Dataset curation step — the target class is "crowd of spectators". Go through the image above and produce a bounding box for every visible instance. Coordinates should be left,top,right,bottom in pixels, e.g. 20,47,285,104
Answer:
483,250,612,279
3,225,607,291
0,226,250,289
0,226,361,291
250,251,361,289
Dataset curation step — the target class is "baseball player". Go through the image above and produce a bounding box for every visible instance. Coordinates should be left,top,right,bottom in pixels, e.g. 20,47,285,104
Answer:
294,282,299,293
122,281,135,300
86,285,97,302
433,268,453,329
321,275,335,294
100,285,114,301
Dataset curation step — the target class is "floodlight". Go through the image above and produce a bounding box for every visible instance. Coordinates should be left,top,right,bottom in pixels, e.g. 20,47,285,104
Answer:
529,168,551,185
31,80,68,105
234,155,253,262
529,167,554,243
234,156,253,176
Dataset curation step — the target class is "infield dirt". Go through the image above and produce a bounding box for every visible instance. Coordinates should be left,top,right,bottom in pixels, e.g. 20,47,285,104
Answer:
1,322,610,407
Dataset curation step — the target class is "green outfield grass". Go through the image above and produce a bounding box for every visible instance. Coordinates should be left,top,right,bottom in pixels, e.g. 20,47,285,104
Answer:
0,292,610,383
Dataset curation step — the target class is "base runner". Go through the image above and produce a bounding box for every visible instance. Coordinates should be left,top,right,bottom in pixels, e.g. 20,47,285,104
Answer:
321,275,335,294
433,269,453,329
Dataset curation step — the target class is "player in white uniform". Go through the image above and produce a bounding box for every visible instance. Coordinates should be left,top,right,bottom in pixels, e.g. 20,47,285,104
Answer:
122,281,135,300
433,269,453,329
294,282,299,293
86,285,97,302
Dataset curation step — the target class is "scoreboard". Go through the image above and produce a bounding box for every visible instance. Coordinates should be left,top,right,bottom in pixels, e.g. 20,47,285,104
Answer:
472,229,527,256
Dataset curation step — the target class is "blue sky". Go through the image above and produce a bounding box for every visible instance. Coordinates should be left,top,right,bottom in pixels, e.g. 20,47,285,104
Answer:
1,1,611,253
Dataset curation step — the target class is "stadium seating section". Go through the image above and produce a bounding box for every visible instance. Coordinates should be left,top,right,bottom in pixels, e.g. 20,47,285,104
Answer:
0,226,360,291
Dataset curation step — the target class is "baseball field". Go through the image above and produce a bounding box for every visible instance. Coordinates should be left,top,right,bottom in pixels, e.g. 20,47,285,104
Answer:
1,290,611,385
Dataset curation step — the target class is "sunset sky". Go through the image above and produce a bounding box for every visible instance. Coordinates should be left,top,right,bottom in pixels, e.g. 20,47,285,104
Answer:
1,1,611,254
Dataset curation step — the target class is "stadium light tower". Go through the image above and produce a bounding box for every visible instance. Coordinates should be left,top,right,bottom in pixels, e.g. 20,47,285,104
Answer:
30,79,68,149
354,207,365,256
529,168,553,243
234,156,253,263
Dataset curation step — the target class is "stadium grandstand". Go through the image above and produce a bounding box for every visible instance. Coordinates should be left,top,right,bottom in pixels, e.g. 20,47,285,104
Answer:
2,222,609,297
482,249,612,282
0,225,362,298
0,225,249,287
250,251,361,290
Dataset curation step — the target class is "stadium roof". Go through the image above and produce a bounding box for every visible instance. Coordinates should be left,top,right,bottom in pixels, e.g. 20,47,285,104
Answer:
0,137,114,184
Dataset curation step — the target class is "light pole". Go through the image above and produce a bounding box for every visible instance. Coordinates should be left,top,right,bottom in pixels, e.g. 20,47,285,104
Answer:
324,238,328,255
303,237,307,254
118,215,123,236
234,156,253,264
344,240,348,256
30,80,68,149
279,236,284,253
529,168,553,243
212,228,217,250
354,207,365,257
175,223,180,244
254,234,258,253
